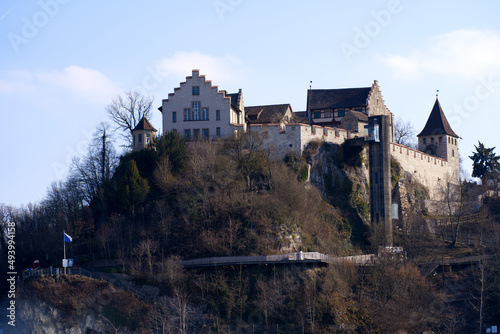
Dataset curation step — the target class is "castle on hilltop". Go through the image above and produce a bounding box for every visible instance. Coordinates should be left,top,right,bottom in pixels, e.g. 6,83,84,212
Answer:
153,70,460,245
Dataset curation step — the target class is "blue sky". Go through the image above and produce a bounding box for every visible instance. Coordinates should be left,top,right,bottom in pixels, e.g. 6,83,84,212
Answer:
2,0,500,207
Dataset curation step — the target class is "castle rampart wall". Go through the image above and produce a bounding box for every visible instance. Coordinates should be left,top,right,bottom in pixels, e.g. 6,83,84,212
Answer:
390,142,455,199
250,124,456,200
249,123,349,158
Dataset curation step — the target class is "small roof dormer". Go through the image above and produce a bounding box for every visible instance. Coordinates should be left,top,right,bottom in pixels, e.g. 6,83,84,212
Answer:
417,98,458,138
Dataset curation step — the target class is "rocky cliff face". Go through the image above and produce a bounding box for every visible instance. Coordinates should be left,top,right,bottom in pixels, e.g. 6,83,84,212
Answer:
308,142,371,244
19,299,112,334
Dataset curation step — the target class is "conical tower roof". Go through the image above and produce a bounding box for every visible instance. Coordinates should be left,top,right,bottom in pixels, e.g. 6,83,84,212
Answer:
132,117,157,132
417,98,458,138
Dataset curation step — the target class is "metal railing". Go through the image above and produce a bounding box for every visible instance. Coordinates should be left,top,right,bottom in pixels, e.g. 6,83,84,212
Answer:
181,252,376,268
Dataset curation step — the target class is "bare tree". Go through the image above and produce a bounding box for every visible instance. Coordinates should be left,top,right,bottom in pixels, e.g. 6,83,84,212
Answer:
106,91,154,144
440,176,469,247
70,123,118,204
394,117,416,148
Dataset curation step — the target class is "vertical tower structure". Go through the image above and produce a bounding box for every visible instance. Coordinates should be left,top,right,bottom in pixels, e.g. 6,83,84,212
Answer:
368,115,393,247
131,117,157,151
417,98,460,182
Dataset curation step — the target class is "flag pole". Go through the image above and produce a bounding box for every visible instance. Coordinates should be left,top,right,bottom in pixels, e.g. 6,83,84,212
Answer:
64,231,66,274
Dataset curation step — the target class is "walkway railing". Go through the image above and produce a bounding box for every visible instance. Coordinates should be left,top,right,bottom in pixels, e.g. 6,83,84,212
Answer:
181,251,376,268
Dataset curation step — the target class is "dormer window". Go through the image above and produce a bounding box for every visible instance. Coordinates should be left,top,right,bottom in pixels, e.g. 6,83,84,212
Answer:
192,86,200,95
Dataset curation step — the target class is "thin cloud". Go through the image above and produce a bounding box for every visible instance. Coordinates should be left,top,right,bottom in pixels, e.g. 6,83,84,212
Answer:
156,51,245,85
0,66,120,103
384,29,500,79
36,65,120,103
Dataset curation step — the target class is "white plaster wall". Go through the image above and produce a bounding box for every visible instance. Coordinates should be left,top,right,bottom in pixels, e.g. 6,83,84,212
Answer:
162,71,241,138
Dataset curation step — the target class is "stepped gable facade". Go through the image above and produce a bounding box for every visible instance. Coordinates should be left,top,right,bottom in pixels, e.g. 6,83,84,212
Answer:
160,69,246,140
306,80,393,139
158,70,460,200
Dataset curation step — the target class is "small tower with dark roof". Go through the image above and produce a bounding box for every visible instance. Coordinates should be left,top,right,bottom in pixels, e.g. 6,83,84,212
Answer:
417,97,459,171
131,117,157,151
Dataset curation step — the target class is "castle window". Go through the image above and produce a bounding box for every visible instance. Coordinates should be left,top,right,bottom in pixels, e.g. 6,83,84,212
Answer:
192,86,200,95
216,127,221,137
439,136,442,143
452,150,455,157
338,109,345,117
431,137,434,144
184,109,190,121
202,108,209,120
184,129,191,140
423,138,427,145
172,129,177,134
133,135,136,146
138,134,143,144
203,128,209,138
193,129,199,141
172,111,177,123
313,111,321,118
192,102,200,120
448,137,450,143
455,139,457,145
324,110,332,118
146,134,151,145
216,110,220,121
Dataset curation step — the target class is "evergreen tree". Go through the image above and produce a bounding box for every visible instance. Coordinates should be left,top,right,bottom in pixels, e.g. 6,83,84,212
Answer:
469,141,500,181
117,159,150,213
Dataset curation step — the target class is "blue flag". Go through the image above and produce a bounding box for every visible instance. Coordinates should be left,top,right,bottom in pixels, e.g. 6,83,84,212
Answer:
64,232,73,242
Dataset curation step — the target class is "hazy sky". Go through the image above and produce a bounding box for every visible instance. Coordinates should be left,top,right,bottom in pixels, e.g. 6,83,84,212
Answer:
2,0,500,207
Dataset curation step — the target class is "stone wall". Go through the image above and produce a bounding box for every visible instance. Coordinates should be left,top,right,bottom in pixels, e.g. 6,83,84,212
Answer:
251,123,458,201
366,80,394,141
162,70,245,139
249,123,349,158
390,142,457,199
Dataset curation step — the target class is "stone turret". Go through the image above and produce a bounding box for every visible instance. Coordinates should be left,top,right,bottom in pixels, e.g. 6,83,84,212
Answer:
417,97,459,181
131,117,157,151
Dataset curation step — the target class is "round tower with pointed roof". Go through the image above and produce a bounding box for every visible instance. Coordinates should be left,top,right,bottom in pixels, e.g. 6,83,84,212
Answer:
132,117,157,151
417,97,459,180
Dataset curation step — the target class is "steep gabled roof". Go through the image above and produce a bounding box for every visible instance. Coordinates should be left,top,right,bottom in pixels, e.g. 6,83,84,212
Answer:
132,117,157,132
417,98,458,138
245,104,292,124
346,110,368,122
307,87,371,110
225,89,243,113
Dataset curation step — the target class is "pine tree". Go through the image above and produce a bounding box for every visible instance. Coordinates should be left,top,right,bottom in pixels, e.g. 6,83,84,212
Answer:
469,141,500,181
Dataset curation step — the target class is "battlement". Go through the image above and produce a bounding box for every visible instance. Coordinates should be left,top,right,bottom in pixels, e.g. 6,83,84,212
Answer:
249,123,353,156
390,142,458,199
249,122,457,199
